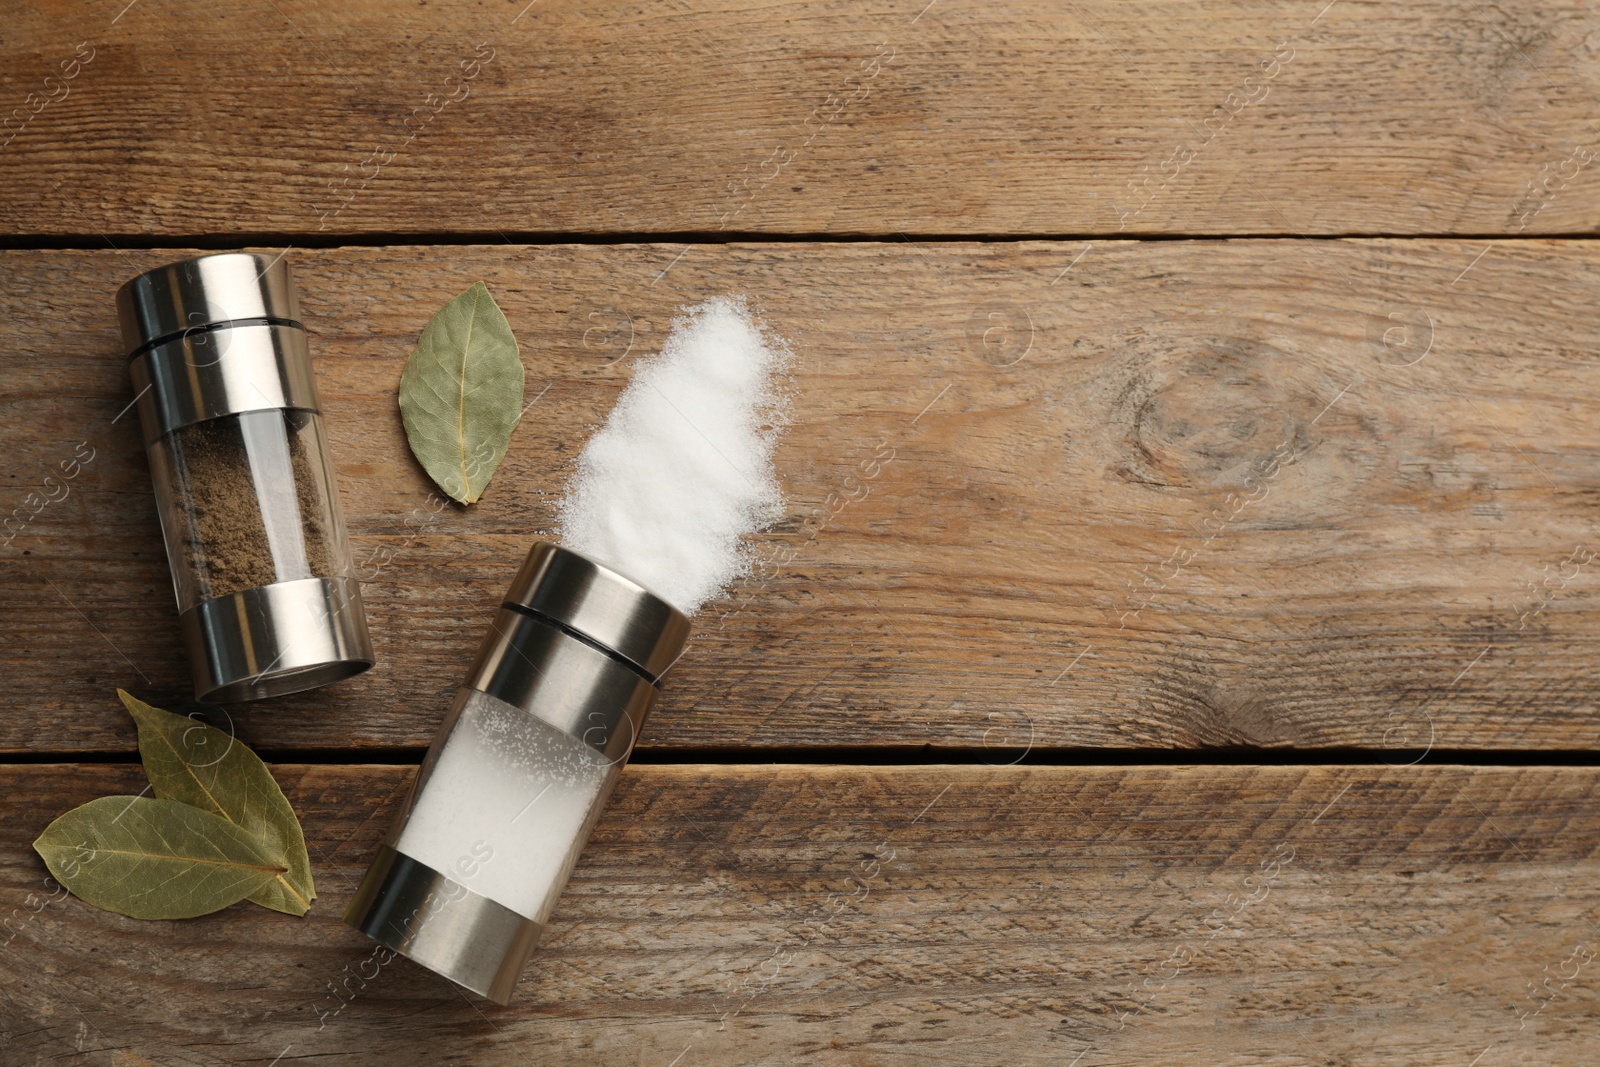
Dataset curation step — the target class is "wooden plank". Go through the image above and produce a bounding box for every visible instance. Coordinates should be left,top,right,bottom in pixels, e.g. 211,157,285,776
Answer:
0,762,1596,1064
4,240,1600,754
2,1,1599,237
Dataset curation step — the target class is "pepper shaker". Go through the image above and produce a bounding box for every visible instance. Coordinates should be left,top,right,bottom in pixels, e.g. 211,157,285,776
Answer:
117,252,373,702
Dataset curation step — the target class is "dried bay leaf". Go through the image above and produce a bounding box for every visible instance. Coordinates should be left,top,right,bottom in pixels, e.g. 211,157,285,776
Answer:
119,689,315,916
33,796,285,920
398,281,523,504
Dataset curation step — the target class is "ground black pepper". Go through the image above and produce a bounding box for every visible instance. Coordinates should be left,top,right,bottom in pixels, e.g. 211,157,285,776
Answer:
169,411,337,602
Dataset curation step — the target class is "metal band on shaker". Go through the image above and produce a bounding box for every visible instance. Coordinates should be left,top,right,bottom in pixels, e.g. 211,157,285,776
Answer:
116,252,302,353
464,608,656,764
343,844,540,1005
130,324,321,443
503,542,691,681
180,576,374,703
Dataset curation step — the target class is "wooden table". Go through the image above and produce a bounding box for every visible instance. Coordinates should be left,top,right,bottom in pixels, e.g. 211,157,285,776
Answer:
3,1,1599,1063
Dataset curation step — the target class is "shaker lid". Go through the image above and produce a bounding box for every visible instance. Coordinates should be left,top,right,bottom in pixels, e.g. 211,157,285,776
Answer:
505,542,691,681
116,251,302,355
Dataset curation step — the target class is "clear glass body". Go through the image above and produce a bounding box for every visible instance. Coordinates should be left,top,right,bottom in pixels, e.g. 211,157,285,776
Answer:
393,687,621,926
145,408,353,611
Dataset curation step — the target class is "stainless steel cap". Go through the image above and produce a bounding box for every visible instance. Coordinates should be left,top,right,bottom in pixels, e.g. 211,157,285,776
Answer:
468,609,656,762
129,323,321,444
344,844,541,1005
116,251,302,355
506,542,691,680
182,576,374,702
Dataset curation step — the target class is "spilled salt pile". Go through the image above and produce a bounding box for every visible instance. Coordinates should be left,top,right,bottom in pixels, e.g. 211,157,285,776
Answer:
556,295,791,614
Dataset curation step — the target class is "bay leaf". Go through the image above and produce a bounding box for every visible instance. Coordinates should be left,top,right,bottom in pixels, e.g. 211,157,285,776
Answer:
119,689,315,916
33,796,286,920
398,281,523,504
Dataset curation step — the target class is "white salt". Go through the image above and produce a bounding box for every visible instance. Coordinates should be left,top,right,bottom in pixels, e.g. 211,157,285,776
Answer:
394,688,616,925
556,295,790,615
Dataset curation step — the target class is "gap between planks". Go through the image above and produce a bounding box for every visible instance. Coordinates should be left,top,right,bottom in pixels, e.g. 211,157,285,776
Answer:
3,232,1600,251
8,747,1600,768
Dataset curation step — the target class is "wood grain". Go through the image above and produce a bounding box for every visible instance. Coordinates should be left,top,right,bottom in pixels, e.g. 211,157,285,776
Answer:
5,241,1600,754
2,1,1599,237
0,762,1596,1065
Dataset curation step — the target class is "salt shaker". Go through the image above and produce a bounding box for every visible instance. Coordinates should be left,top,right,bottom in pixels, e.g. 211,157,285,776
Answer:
345,541,689,1003
117,252,373,702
